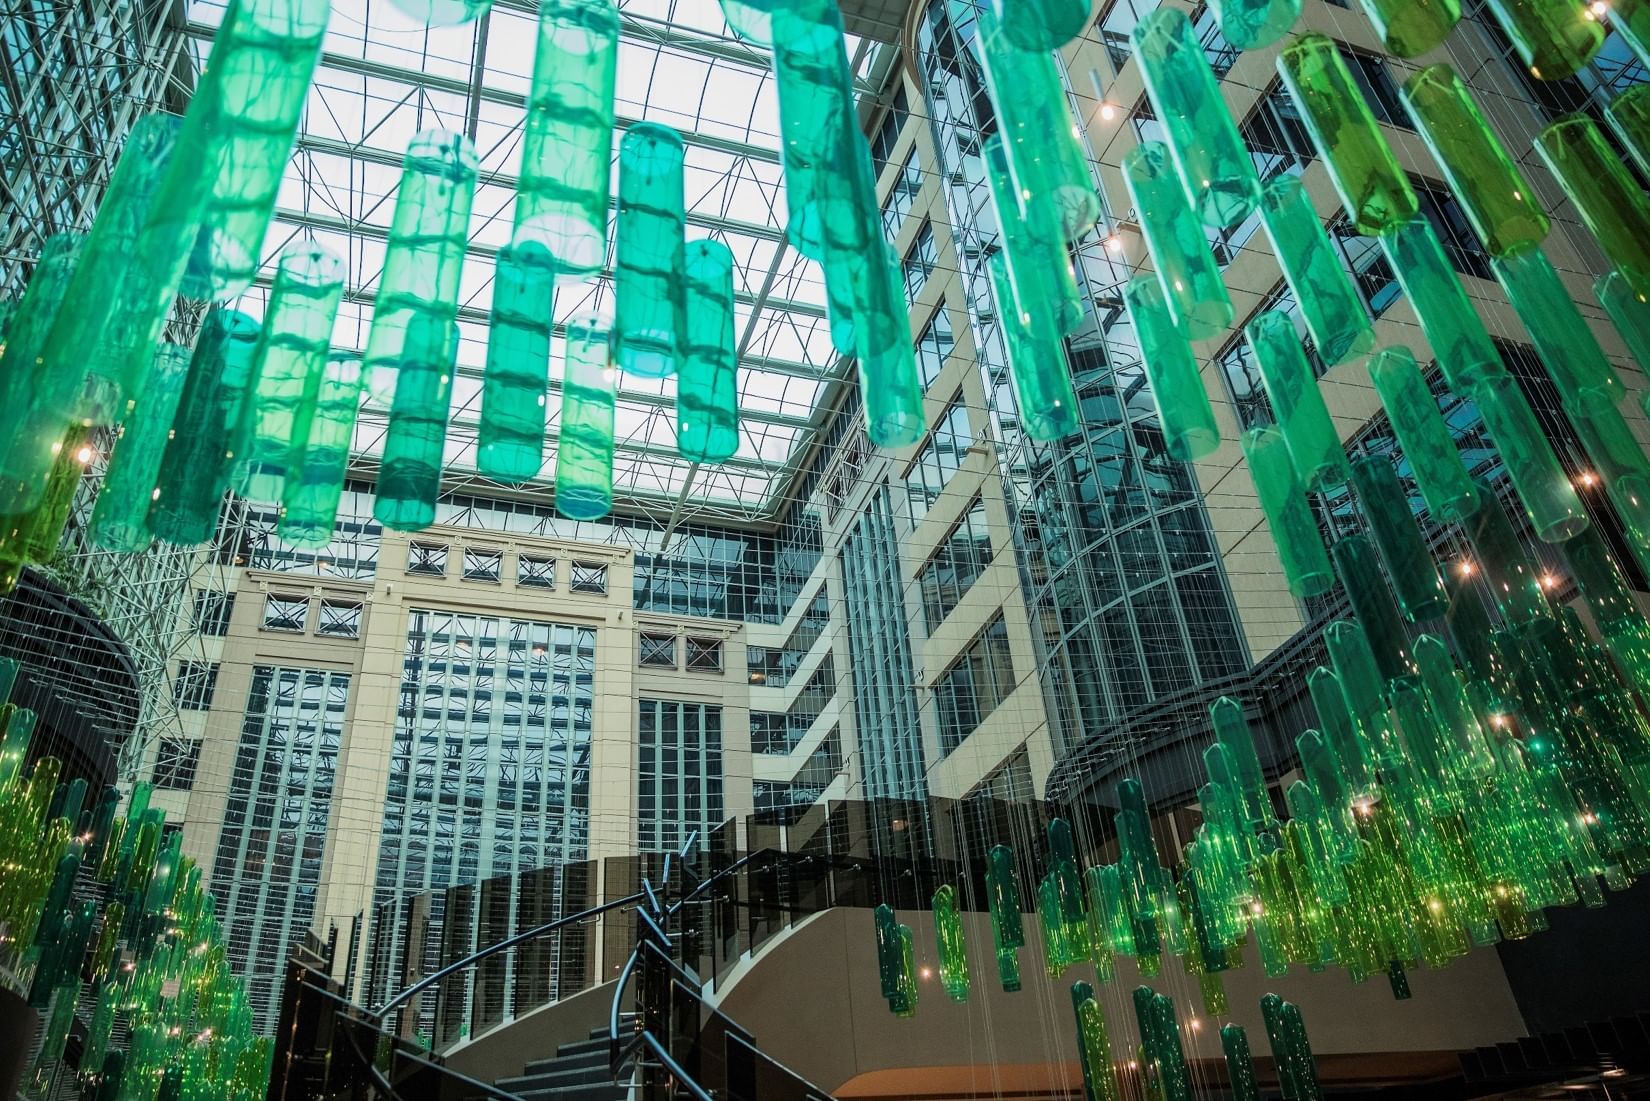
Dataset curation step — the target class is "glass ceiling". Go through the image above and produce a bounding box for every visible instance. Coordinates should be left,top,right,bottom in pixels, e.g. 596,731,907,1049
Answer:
185,0,893,524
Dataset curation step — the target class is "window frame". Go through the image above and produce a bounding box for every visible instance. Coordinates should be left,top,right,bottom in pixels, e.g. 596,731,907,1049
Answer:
261,593,310,634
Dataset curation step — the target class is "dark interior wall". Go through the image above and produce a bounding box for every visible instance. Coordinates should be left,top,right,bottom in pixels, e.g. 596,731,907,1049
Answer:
1496,877,1650,1035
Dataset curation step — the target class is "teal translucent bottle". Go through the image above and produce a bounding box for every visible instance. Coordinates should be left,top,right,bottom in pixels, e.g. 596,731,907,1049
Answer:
1122,276,1219,461
1332,534,1416,682
34,114,180,425
1243,425,1334,598
1307,665,1376,798
770,0,851,264
1379,217,1504,392
556,314,617,520
1072,982,1122,1101
1595,270,1650,378
1536,115,1650,296
1206,0,1300,48
1400,65,1549,258
717,0,774,44
1481,0,1602,80
1220,1024,1262,1101
853,243,926,450
0,234,84,514
1472,373,1588,542
977,18,1099,241
1259,174,1374,366
515,0,617,278
1606,84,1650,178
1132,7,1261,228
1492,246,1624,410
238,244,346,502
180,0,329,297
1567,398,1650,569
151,308,261,546
615,123,687,380
479,245,555,483
678,239,740,463
1351,455,1449,621
1123,141,1233,340
1247,309,1347,491
90,345,193,552
1211,696,1273,830
280,352,366,548
1366,347,1479,522
989,252,1079,442
367,131,477,531
991,0,1091,50
983,136,1083,338
932,884,970,1002
1279,34,1417,236
1355,0,1460,57
387,0,492,27
1458,479,1549,628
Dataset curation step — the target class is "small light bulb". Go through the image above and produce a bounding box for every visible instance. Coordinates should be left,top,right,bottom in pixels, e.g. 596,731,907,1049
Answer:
1100,102,1117,121
1104,235,1124,253
75,447,93,464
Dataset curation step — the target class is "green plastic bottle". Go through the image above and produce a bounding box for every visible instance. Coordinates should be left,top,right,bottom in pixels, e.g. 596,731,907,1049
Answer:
556,314,617,520
615,123,687,380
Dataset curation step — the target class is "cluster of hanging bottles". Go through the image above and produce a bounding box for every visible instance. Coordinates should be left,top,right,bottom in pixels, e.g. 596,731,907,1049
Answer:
0,658,269,1099
866,1,1650,1098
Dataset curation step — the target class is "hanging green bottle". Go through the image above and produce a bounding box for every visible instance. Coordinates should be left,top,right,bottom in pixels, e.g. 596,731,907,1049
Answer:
0,234,83,515
770,0,852,265
1071,982,1122,1101
932,884,970,1002
1248,310,1348,491
1220,1023,1262,1101
1400,65,1548,258
1481,0,1602,80
1379,217,1504,393
678,239,740,463
479,245,556,483
1493,247,1624,412
1536,114,1650,297
366,130,478,530
1566,399,1650,573
280,352,366,549
1205,0,1300,48
1242,425,1334,598
990,0,1091,51
238,244,346,503
717,0,775,44
180,0,329,297
1333,534,1419,684
555,314,616,521
386,0,492,28
514,0,618,278
1308,666,1376,799
852,244,926,450
1259,174,1374,367
1278,33,1417,237
0,429,89,592
1595,270,1650,378
1355,0,1459,57
1123,141,1233,340
1350,454,1449,621
1122,275,1219,461
151,309,261,546
1606,85,1650,178
89,346,193,552
1132,6,1261,228
1366,347,1479,522
983,135,1084,338
1472,373,1588,543
1459,477,1550,627
989,252,1079,442
615,123,687,380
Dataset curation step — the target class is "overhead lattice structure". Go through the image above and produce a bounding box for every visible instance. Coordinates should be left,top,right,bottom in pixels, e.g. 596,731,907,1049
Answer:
180,0,899,527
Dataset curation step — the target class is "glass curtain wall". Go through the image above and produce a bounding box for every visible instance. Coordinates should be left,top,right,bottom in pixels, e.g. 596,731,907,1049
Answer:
212,665,351,1031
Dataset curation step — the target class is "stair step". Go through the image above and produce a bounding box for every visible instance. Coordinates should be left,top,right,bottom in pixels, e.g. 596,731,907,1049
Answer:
514,1085,628,1101
521,1047,611,1076
498,1062,620,1093
556,1036,621,1060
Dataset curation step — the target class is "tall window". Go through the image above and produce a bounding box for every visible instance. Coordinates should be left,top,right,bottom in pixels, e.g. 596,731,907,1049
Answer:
751,655,836,753
903,221,938,301
870,84,910,176
919,498,993,631
193,590,234,636
637,699,724,852
173,661,219,710
1240,81,1313,181
934,617,1017,754
905,401,975,521
915,308,955,389
212,665,350,1030
1340,46,1409,127
881,150,923,239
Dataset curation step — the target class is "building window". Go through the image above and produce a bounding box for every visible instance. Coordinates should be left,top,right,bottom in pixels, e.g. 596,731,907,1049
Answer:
194,590,234,637
1340,46,1409,128
262,593,309,633
685,637,723,673
1240,80,1314,181
463,547,503,582
173,661,220,711
915,308,955,389
317,600,363,639
750,656,837,753
153,737,202,790
870,83,910,177
934,618,1017,755
570,561,608,594
637,699,724,853
407,541,448,576
881,149,923,240
1415,180,1492,281
905,401,975,522
902,221,938,302
640,632,678,668
919,498,993,632
517,553,555,588
746,587,829,687
1331,215,1401,317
